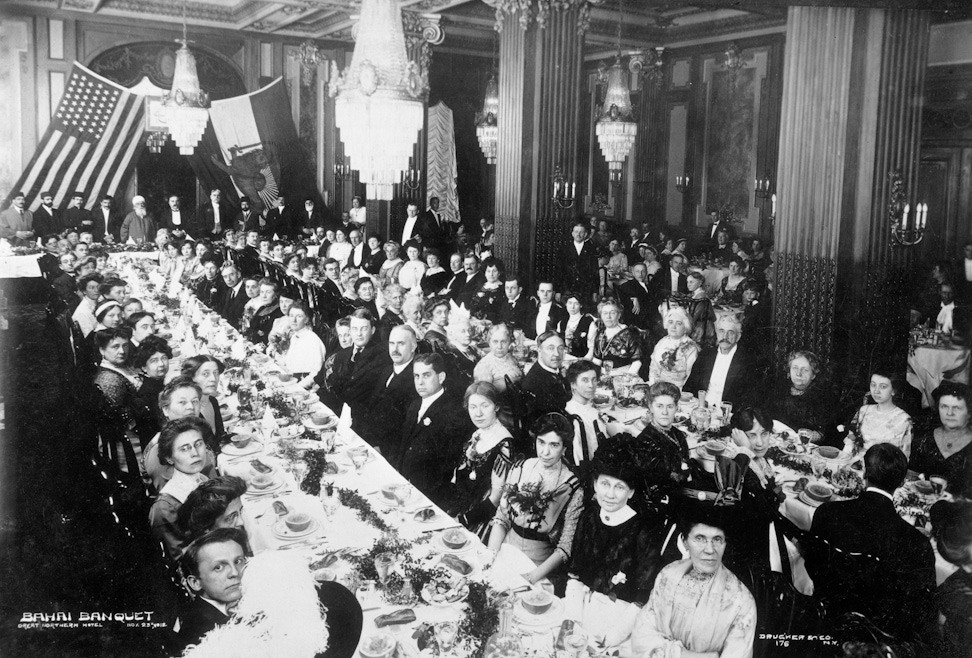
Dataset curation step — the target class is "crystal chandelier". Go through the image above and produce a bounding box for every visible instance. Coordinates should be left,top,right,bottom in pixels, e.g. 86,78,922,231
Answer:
595,0,636,182
161,0,210,155
475,73,499,164
329,0,428,201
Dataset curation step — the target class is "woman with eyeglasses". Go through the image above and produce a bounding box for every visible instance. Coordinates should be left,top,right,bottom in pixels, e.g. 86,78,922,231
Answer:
631,511,756,658
486,413,583,587
767,349,839,447
149,416,215,558
568,433,678,613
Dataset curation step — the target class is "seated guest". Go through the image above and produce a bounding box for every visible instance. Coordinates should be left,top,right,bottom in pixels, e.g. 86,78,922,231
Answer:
92,327,142,466
358,325,420,462
193,257,225,309
298,257,318,284
361,234,386,276
398,354,471,508
729,407,780,492
646,307,699,389
92,299,125,338
132,334,171,444
841,367,913,459
938,281,958,335
631,511,756,658
457,253,487,310
718,256,747,304
443,253,466,301
340,267,360,304
568,433,677,608
473,322,523,394
498,275,533,335
378,283,405,339
910,381,972,499
444,313,481,393
557,291,596,360
284,302,327,390
450,382,514,537
245,279,283,346
930,500,972,658
319,309,391,438
738,279,770,353
182,355,225,440
565,360,607,467
238,276,263,333
401,294,427,340
592,299,644,376
684,314,759,409
530,280,567,340
142,378,216,492
283,253,301,278
377,241,404,291
606,238,631,289
121,298,143,321
422,296,451,353
684,271,716,348
768,350,839,446
179,241,204,287
420,248,450,297
486,413,583,586
620,263,657,332
318,317,352,416
72,273,103,336
351,277,379,317
469,257,506,322
215,263,247,329
181,547,363,658
634,382,691,484
654,252,688,298
52,253,79,310
804,444,936,641
174,528,248,652
521,331,569,421
149,416,214,558
177,476,247,544
398,240,427,291
125,311,155,348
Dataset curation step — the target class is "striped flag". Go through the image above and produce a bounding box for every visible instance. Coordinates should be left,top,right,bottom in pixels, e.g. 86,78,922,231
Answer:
4,63,145,212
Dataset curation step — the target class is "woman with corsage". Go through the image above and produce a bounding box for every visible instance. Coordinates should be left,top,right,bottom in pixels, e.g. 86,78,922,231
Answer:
557,291,597,360
592,299,643,376
451,382,514,538
841,367,913,459
647,307,700,389
486,413,583,586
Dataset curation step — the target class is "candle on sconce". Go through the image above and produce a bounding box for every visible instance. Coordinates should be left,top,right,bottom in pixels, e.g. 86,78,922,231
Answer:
771,194,777,216
920,203,928,229
554,181,560,197
571,183,576,199
902,204,910,231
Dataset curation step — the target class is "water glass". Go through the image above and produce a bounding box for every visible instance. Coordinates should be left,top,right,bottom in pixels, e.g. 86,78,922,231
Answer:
811,456,826,481
349,447,370,474
374,552,396,586
602,360,614,379
434,620,459,654
357,579,377,607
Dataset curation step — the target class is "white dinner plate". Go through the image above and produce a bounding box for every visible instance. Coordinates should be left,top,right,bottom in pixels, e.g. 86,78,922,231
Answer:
221,441,264,457
514,597,564,627
271,517,321,541
246,477,286,496
432,532,474,555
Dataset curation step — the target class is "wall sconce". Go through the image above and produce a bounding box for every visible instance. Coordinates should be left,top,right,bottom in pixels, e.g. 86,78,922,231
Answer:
402,168,421,192
552,165,576,209
888,169,927,247
291,40,325,87
724,42,745,90
333,162,353,180
675,174,691,194
630,47,665,90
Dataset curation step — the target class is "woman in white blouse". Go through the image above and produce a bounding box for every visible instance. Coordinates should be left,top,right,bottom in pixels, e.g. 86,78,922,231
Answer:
348,196,367,232
327,228,353,268
398,240,427,292
284,302,327,389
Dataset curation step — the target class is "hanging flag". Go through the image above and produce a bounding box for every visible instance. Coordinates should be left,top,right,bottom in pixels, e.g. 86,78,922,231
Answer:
208,77,316,215
4,63,145,212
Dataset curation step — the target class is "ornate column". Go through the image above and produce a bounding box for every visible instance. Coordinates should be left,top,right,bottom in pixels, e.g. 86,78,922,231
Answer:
773,7,930,379
490,0,594,284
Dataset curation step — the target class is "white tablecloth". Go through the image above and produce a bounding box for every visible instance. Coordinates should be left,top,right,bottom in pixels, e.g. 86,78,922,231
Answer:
907,343,970,407
0,254,42,278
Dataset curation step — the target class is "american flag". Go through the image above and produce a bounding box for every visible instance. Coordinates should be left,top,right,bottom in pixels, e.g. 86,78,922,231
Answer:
5,63,145,212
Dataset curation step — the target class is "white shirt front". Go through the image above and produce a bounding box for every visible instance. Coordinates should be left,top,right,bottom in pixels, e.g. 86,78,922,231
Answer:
706,344,737,407
535,301,552,336
938,302,955,334
574,241,584,256
100,208,111,233
386,359,413,387
965,259,972,282
417,387,445,422
670,268,680,293
212,203,222,230
402,215,419,244
171,210,182,226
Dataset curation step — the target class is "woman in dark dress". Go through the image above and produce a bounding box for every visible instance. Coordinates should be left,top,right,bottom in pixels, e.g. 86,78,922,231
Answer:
592,299,644,376
421,297,451,354
245,278,283,346
931,500,972,658
557,291,596,360
469,257,505,322
420,248,451,297
634,382,691,481
767,350,840,447
361,234,386,276
910,381,972,499
92,327,143,469
133,334,172,446
450,382,514,538
569,432,677,605
181,354,225,445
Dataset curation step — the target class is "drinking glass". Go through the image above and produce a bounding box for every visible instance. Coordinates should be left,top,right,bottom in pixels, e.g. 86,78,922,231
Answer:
797,429,813,453
434,620,459,654
374,552,396,587
321,489,338,520
321,428,336,452
811,456,826,481
930,476,948,497
291,460,308,489
565,629,589,658
719,402,733,425
391,483,412,523
349,447,370,474
690,407,711,433
602,360,614,380
357,579,376,607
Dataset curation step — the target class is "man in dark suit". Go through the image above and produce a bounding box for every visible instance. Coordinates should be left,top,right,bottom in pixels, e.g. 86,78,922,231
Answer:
398,353,472,508
360,325,421,463
159,194,192,241
444,253,466,302
684,314,758,409
528,281,567,340
265,195,297,240
556,222,598,304
92,195,123,243
619,262,656,331
706,215,737,245
803,444,936,641
521,331,570,421
653,252,689,300
174,528,246,652
60,191,90,232
498,276,533,335
457,253,486,309
419,197,450,256
347,229,366,269
235,196,263,235
319,309,391,438
33,191,60,238
215,262,248,329
51,252,79,311
196,188,232,240
298,198,324,238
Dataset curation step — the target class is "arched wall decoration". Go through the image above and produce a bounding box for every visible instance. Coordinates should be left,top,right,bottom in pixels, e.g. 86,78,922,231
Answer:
87,41,246,100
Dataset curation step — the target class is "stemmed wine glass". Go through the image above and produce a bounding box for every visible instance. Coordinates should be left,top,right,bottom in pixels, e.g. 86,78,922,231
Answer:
349,447,370,475
391,483,412,524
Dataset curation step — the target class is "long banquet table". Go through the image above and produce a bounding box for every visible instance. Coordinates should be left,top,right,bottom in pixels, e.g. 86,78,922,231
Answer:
114,254,578,657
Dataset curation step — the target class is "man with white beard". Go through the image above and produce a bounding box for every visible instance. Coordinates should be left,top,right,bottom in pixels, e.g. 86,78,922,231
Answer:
120,195,158,244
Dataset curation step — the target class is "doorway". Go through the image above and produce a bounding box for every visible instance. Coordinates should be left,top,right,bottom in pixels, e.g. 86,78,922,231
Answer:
135,139,198,219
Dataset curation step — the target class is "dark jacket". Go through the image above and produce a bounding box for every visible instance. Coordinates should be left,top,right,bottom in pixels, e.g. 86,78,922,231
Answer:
216,282,248,328
159,209,194,236
652,267,688,300
52,272,79,310
173,597,229,653
33,206,60,238
557,240,598,302
398,393,472,509
521,363,569,421
498,296,534,335
683,346,759,409
619,278,657,331
266,205,299,239
527,302,568,340
319,339,391,436
359,361,420,464
196,201,233,238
